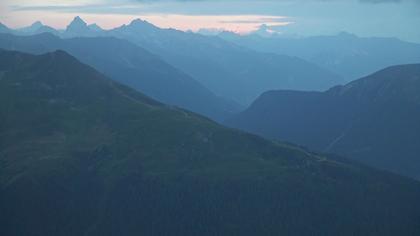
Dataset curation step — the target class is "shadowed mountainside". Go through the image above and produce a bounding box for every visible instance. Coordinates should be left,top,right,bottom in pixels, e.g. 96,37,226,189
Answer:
227,64,420,179
1,50,420,235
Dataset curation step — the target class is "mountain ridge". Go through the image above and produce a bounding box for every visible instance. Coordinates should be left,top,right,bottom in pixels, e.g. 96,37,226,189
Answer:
0,32,240,121
226,63,420,179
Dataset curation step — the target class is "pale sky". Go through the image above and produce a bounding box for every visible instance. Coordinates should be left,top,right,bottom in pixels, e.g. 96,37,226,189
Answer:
1,0,419,42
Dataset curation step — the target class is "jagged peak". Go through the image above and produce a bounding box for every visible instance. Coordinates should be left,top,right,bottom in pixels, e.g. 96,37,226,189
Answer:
219,30,239,37
73,16,86,23
130,18,147,25
128,18,157,29
31,21,43,27
88,23,103,32
0,22,10,29
67,16,88,29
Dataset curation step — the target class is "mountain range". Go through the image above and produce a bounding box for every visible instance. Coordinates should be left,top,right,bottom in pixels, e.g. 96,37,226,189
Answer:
1,17,343,105
227,64,420,179
105,19,342,105
0,33,239,121
1,49,420,235
219,31,420,82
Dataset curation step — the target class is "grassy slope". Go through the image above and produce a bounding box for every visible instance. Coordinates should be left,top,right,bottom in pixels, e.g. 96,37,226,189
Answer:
0,50,420,235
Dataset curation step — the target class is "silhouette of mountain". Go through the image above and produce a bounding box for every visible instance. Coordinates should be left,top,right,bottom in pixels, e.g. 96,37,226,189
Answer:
0,33,239,121
63,16,100,38
33,25,60,35
227,64,420,179
18,21,44,33
13,21,59,35
220,32,420,82
1,49,420,235
0,23,11,34
88,23,103,32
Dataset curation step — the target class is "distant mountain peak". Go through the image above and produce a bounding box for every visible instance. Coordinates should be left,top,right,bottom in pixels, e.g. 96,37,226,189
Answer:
19,21,44,33
130,18,147,25
217,30,241,40
73,16,86,23
64,16,94,36
196,28,225,36
128,18,157,30
219,30,239,36
251,24,278,38
67,16,88,30
88,23,103,32
0,22,11,33
31,21,43,28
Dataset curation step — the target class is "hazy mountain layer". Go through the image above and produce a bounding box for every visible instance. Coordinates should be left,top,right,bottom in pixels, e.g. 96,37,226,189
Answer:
5,17,343,105
220,32,420,82
0,33,239,121
107,19,342,105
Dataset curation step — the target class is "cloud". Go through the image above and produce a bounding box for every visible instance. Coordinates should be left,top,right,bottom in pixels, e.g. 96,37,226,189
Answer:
219,16,288,24
359,0,402,3
9,0,412,16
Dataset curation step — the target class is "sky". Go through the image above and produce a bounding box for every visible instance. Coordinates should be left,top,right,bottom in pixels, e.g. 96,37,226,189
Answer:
0,0,419,42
